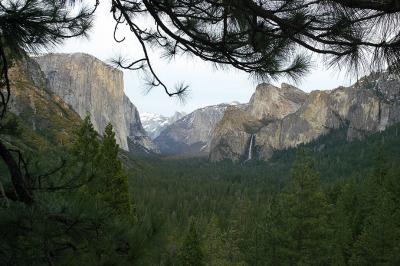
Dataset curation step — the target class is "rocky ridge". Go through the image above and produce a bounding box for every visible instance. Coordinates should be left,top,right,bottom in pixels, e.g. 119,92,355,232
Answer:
141,111,186,139
33,53,158,154
155,102,245,156
210,76,400,162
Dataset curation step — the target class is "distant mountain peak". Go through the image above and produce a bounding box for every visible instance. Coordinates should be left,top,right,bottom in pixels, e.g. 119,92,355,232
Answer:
154,104,232,156
141,111,186,139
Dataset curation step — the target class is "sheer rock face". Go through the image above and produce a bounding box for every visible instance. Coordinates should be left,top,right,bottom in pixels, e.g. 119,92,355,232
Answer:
210,76,400,162
33,53,158,153
155,103,244,156
210,83,307,162
8,57,82,148
247,83,307,120
208,106,258,162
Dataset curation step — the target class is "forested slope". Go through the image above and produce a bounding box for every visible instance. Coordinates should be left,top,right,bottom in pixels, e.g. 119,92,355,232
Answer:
129,123,400,265
2,58,400,264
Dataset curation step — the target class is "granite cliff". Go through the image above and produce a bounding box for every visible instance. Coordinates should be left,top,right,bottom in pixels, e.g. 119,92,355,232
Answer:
33,53,158,154
210,74,400,162
7,57,82,150
141,111,186,139
155,103,244,156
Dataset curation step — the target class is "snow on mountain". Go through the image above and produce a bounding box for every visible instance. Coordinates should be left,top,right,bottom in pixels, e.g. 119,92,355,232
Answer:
154,102,246,156
141,111,186,139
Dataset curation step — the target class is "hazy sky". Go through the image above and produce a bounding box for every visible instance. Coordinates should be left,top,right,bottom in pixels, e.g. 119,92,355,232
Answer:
55,2,354,116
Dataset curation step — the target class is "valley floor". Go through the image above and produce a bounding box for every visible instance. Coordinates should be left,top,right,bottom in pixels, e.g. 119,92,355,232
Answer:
1,121,400,265
127,123,400,265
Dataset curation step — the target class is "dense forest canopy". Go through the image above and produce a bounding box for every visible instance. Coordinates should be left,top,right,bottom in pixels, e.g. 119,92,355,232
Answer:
1,0,400,265
128,123,400,264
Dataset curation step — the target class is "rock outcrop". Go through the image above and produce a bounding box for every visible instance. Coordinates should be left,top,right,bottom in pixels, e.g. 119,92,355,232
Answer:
210,76,400,162
8,57,82,149
247,83,307,120
33,53,158,154
155,103,244,156
141,111,186,139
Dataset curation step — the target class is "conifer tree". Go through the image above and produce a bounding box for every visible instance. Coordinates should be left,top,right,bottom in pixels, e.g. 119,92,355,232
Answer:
110,0,400,99
0,119,138,265
0,0,95,203
71,120,132,216
280,150,332,265
350,188,400,265
178,218,204,266
350,150,400,265
261,198,286,265
95,123,132,216
331,182,363,265
225,199,248,266
72,116,99,163
203,215,229,266
70,116,100,187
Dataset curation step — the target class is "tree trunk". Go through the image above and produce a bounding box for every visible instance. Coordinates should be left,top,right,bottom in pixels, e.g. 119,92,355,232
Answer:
0,139,33,204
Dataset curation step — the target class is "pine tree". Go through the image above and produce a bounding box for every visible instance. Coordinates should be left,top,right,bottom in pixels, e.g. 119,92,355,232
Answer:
280,150,332,265
95,123,132,216
70,116,100,185
178,218,204,266
109,0,400,98
225,199,248,266
203,215,229,266
331,181,363,265
0,0,94,203
72,120,132,216
350,188,400,265
261,197,286,265
72,116,99,160
0,119,137,265
350,150,400,265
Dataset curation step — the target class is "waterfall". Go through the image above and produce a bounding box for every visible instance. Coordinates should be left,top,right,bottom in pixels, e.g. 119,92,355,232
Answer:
244,134,255,163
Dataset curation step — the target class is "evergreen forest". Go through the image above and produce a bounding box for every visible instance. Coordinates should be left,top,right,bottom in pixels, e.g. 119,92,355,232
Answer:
2,116,400,265
2,0,400,265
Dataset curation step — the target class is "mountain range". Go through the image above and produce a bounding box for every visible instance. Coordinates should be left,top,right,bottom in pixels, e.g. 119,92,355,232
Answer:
154,103,244,156
8,53,400,162
210,75,400,162
141,112,186,139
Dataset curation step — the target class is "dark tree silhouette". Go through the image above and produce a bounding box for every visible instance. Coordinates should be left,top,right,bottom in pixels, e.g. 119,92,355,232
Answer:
0,0,97,203
110,0,400,95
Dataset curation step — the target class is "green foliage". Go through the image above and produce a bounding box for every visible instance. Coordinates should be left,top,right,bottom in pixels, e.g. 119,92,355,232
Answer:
279,151,332,265
0,191,136,265
72,116,99,164
350,153,400,265
0,117,138,265
0,113,22,136
203,216,231,266
3,111,400,265
260,197,285,265
178,218,204,266
127,123,400,264
1,0,93,56
331,181,363,265
72,120,132,217
96,123,132,216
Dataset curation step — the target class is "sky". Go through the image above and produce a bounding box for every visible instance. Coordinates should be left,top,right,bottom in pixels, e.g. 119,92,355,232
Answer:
55,2,354,116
